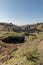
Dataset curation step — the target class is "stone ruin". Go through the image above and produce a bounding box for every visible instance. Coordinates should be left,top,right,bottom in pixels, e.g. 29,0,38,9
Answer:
2,36,25,43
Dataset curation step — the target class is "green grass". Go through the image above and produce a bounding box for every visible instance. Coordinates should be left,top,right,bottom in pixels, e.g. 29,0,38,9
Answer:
2,32,25,37
26,49,39,62
0,32,26,39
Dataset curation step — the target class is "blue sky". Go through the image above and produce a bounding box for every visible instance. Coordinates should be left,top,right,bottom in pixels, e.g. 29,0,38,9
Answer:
0,0,43,25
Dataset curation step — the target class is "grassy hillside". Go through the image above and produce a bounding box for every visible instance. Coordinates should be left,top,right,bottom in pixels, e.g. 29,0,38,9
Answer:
0,32,43,65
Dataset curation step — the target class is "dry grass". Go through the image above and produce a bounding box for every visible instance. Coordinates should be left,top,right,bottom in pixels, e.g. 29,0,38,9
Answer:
0,32,43,65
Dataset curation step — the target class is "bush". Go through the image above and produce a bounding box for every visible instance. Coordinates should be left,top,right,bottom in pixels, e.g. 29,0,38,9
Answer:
26,49,39,62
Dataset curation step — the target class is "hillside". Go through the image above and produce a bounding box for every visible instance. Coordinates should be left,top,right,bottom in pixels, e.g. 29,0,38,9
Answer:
0,32,43,65
0,23,43,65
0,23,43,32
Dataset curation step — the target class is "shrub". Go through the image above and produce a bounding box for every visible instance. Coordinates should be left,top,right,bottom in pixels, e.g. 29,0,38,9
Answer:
26,49,39,62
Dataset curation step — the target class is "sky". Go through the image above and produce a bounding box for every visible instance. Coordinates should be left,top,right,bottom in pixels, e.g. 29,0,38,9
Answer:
0,0,43,25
